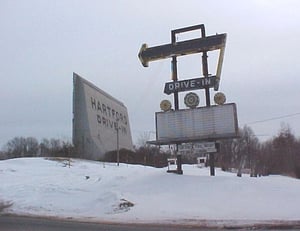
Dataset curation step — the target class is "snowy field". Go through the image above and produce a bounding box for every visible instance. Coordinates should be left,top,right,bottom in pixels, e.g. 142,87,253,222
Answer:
0,157,300,227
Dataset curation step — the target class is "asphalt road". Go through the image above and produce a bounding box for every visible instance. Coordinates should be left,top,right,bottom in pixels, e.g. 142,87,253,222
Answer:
0,215,207,231
1,215,300,231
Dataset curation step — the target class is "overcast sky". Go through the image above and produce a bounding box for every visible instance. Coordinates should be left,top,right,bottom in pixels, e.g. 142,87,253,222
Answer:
1,0,300,147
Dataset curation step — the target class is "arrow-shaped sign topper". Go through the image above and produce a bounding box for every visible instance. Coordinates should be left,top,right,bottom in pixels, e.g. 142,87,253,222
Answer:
138,33,226,90
138,34,226,67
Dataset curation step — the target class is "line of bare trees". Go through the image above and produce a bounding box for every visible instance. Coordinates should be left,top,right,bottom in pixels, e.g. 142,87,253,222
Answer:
217,123,300,178
1,123,300,178
0,137,74,160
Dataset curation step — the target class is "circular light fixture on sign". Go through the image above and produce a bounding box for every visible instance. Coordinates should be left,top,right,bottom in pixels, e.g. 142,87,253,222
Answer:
184,92,199,108
160,100,172,112
214,92,226,105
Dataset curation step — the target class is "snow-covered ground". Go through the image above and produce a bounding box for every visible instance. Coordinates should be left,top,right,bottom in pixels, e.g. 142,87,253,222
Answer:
0,157,300,227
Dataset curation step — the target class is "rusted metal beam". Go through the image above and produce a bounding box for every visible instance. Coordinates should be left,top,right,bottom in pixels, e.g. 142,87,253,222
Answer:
138,33,226,67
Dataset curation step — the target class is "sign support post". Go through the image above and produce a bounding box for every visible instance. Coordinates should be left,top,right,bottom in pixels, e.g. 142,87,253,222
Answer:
171,29,182,174
200,27,215,176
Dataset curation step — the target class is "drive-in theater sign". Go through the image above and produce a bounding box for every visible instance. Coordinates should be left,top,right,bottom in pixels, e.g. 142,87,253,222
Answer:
138,24,238,175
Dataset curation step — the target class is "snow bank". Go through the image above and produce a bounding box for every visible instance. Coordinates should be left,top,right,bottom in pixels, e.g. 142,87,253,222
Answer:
0,157,299,225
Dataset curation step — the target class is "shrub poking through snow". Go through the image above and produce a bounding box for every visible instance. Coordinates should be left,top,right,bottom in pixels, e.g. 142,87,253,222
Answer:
0,200,13,212
113,199,134,213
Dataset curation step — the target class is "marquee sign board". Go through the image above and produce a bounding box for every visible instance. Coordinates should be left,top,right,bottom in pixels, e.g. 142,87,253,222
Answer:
151,103,238,145
73,73,133,160
164,76,216,95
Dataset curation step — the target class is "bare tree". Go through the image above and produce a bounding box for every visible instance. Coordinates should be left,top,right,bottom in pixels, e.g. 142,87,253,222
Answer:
50,138,61,156
3,136,39,158
272,123,297,175
218,138,236,171
136,131,152,148
39,138,50,157
25,137,39,156
241,125,260,176
2,137,74,159
219,126,259,176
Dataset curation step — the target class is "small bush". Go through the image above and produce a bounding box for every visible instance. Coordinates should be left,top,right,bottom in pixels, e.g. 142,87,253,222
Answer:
0,200,13,212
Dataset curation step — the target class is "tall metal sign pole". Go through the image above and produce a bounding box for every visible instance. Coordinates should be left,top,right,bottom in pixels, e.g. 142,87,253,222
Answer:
199,26,215,176
138,24,226,175
170,28,182,173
